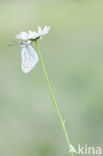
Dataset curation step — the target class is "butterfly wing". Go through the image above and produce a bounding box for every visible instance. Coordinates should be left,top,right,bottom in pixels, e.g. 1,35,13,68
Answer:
21,44,38,73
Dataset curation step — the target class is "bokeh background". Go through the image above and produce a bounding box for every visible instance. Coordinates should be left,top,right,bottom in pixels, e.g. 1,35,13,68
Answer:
0,0,103,156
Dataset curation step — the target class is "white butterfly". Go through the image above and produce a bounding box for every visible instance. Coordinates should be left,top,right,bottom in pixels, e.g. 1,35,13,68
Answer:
20,41,38,73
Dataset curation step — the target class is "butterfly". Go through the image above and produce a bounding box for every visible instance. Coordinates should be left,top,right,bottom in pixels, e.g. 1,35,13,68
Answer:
20,41,38,73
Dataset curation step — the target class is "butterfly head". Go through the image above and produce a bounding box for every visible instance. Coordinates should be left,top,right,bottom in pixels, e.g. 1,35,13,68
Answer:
20,40,31,47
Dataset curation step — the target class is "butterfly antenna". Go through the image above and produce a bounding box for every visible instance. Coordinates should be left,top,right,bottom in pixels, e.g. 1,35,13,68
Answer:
7,40,20,47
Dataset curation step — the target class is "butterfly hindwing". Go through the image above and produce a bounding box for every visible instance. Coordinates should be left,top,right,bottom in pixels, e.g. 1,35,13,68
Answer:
21,44,38,73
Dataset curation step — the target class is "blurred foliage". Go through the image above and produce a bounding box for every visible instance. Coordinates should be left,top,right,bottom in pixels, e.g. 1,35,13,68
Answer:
0,0,103,156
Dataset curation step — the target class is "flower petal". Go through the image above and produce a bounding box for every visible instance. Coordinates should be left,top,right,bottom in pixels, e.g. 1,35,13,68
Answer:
38,26,42,33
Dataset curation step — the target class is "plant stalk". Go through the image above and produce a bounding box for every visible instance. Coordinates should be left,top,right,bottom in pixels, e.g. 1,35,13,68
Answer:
34,40,74,156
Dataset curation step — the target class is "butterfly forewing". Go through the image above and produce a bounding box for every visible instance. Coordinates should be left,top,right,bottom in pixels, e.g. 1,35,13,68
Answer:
21,43,38,73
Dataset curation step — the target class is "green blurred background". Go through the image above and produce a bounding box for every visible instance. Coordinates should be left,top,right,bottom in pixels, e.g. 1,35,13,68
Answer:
0,0,103,156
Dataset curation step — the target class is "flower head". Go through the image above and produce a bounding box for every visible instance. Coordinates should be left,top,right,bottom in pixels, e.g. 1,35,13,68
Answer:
16,26,50,41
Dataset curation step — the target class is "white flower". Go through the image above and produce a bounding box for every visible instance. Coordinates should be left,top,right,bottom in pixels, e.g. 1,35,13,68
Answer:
16,26,50,41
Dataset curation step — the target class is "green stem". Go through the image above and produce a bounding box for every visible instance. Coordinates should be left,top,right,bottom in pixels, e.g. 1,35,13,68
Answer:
35,40,74,156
